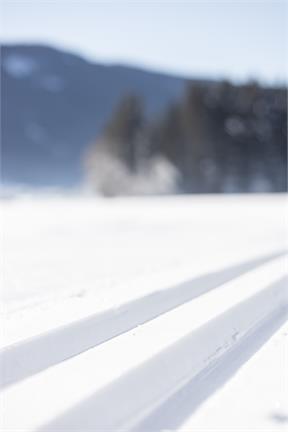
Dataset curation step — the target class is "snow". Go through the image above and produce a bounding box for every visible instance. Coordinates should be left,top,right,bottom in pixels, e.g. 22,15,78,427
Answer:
2,195,286,330
1,259,287,431
2,252,286,389
1,194,287,431
3,54,37,78
178,320,288,432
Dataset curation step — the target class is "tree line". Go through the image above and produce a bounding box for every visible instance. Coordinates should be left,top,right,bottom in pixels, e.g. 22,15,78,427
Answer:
85,80,287,195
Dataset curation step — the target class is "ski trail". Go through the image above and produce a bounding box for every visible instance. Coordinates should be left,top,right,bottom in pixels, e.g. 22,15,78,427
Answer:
133,307,288,431
1,251,284,389
38,277,288,432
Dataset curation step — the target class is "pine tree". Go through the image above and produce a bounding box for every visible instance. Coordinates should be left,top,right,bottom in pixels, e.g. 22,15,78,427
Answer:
102,94,145,171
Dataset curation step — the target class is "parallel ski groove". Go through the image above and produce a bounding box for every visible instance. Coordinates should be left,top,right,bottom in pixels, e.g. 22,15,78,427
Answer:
2,257,287,432
38,278,288,432
0,251,284,388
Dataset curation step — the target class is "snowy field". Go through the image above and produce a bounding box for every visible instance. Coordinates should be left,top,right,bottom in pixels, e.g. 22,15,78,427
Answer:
1,193,288,431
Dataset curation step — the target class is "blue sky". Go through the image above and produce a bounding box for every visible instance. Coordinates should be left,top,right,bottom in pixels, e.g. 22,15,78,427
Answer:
1,0,287,83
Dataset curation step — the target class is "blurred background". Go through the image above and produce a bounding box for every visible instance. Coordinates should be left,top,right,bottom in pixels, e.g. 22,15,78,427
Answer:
1,0,287,196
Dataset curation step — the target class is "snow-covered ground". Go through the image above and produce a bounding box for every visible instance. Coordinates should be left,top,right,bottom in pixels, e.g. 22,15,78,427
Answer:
2,194,286,342
178,318,288,432
1,194,287,431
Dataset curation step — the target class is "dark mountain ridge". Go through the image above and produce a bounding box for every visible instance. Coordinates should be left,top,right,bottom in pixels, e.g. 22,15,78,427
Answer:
1,44,188,186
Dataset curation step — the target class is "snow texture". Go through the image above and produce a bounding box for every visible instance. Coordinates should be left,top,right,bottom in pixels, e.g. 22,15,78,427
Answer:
1,194,287,431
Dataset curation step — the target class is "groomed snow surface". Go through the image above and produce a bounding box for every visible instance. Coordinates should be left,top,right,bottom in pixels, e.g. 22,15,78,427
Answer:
1,194,288,431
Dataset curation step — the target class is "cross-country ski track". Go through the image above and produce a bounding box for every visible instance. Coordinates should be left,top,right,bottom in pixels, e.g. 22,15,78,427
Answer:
1,195,287,431
1,250,284,389
1,253,287,431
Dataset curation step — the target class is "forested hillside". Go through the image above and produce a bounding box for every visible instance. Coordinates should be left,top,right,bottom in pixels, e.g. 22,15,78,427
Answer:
86,81,287,195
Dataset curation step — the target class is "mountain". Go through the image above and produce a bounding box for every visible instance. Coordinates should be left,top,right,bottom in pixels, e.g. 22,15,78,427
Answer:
1,44,187,187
